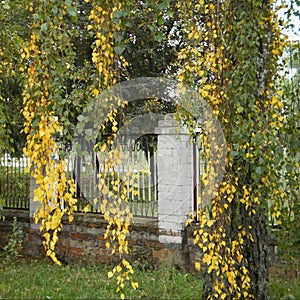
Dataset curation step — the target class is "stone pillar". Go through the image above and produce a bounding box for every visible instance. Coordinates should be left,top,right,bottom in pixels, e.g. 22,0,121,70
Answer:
155,114,193,244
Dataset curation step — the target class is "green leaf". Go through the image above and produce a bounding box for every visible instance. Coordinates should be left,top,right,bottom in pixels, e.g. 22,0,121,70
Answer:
52,7,58,15
33,14,39,22
114,32,123,43
158,0,169,10
157,17,165,26
67,7,78,18
114,10,126,19
40,23,48,32
255,166,262,175
114,45,125,55
84,128,94,141
237,106,244,113
156,31,164,42
230,151,239,158
77,115,85,122
166,10,174,18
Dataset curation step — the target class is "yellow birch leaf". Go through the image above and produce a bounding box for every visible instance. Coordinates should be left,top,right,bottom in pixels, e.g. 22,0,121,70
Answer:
102,185,108,195
207,220,214,227
237,253,243,263
131,281,138,290
82,204,90,213
116,265,122,272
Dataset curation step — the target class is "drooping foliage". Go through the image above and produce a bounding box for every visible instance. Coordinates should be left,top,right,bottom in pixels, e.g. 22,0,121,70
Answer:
83,1,139,296
178,1,288,298
21,0,78,265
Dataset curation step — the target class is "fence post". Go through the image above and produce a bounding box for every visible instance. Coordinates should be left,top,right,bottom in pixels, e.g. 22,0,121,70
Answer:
155,114,193,244
29,174,42,231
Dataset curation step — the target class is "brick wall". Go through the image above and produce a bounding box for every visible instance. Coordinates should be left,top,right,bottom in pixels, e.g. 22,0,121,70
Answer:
0,209,200,269
0,209,299,278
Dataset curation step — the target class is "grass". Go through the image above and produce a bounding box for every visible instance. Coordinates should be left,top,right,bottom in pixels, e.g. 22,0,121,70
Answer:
0,258,202,299
1,258,300,299
269,276,300,300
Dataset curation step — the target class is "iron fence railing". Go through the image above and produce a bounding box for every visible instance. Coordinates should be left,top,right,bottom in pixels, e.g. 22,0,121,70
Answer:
0,154,30,209
71,134,158,218
1,134,207,219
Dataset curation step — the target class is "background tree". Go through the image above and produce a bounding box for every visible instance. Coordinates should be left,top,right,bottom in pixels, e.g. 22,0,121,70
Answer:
275,39,300,264
0,0,30,156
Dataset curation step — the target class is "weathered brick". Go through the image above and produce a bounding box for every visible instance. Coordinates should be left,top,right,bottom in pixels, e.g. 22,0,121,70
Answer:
153,249,169,259
71,233,87,239
69,247,83,253
2,208,299,278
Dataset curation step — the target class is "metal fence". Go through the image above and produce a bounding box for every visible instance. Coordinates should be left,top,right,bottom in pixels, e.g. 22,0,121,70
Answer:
0,135,159,217
71,134,158,218
0,153,30,209
0,134,206,219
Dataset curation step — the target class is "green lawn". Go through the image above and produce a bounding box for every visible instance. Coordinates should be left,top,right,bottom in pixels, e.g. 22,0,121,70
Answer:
0,258,202,299
0,258,299,299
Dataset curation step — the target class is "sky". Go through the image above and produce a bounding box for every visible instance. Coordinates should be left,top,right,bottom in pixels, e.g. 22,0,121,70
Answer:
277,0,300,41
